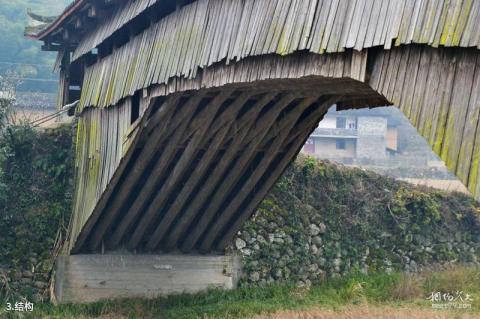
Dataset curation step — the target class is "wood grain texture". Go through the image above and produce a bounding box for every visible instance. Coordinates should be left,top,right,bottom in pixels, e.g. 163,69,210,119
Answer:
370,45,480,199
70,70,387,253
65,0,480,255
76,0,480,109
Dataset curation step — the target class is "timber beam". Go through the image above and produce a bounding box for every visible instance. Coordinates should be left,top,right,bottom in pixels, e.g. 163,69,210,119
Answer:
71,77,387,254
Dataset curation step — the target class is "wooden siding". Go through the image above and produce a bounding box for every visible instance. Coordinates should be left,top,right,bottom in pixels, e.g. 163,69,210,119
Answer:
66,0,480,253
370,45,480,197
77,0,480,109
56,70,67,108
73,0,480,63
72,0,161,61
69,100,132,251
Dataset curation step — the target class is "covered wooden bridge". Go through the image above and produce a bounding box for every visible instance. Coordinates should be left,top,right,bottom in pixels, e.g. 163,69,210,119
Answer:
28,0,480,255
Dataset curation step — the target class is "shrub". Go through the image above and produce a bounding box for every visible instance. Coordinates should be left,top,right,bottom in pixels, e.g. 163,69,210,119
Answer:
0,124,74,301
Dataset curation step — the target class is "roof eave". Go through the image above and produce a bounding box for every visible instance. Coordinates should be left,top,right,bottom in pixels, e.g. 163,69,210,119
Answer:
28,0,86,41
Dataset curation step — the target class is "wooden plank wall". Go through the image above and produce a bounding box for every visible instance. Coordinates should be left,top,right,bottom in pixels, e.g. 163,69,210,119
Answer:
77,0,480,109
147,50,370,99
370,45,480,199
56,70,67,109
69,100,133,251
70,47,480,253
72,0,161,61
66,0,480,253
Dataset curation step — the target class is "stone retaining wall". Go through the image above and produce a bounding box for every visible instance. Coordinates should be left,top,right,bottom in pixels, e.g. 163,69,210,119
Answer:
232,157,480,287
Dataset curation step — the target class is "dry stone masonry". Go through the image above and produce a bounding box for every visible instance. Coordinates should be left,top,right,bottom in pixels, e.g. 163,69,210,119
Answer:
233,157,480,287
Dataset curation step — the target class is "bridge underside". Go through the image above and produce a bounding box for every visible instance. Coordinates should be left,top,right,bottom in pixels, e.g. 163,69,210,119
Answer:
49,0,480,255
67,44,480,255
70,76,388,253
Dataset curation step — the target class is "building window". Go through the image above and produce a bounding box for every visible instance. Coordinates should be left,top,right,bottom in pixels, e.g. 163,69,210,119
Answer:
336,116,346,128
336,139,346,150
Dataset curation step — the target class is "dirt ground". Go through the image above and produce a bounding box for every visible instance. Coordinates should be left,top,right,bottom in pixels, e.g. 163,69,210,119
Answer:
253,305,478,319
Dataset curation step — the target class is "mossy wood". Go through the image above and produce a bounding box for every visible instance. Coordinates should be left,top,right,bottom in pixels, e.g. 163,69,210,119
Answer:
27,0,480,253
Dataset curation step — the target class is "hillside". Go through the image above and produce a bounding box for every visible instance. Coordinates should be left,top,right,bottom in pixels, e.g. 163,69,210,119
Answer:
0,0,69,92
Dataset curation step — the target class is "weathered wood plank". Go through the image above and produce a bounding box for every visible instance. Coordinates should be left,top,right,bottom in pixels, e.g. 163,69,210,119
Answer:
441,49,477,174
458,54,480,185
215,96,337,250
127,91,233,249
199,96,320,252
143,94,252,250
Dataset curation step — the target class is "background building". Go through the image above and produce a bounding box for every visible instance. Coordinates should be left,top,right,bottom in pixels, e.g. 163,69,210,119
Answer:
303,106,469,194
307,111,396,160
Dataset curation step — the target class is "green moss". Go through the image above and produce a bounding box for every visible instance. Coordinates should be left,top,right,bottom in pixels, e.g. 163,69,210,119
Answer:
0,125,74,301
237,155,480,286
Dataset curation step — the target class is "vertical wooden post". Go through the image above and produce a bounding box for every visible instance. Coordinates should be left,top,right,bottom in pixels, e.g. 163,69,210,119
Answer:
61,51,71,107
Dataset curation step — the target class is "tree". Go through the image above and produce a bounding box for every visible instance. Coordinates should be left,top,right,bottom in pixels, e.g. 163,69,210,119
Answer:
0,0,70,92
0,71,21,128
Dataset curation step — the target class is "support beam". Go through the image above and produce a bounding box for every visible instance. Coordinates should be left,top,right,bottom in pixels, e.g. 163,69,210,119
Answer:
180,94,297,252
215,97,339,250
101,95,205,249
88,95,195,251
163,93,279,251
199,96,320,252
143,93,252,250
127,91,234,249
74,96,177,252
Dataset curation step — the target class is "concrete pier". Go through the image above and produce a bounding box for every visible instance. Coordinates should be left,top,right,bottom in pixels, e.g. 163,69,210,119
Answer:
53,254,241,303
